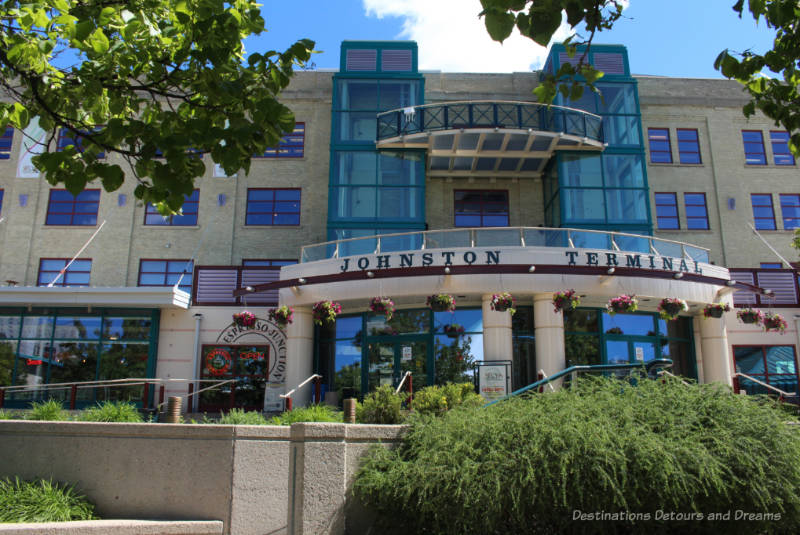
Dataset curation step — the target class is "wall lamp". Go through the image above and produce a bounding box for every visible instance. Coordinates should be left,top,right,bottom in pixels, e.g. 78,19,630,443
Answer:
607,267,616,275
366,271,374,278
726,280,737,287
297,278,306,284
245,286,255,293
673,272,684,279
528,266,536,272
444,267,451,274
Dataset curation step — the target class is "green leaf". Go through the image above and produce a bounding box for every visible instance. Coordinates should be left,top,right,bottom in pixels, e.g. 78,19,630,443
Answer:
484,11,515,42
90,28,109,54
74,20,93,42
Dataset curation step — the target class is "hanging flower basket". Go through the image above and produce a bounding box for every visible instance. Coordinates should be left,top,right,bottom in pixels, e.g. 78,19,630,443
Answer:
606,294,638,315
369,296,395,321
737,308,764,325
427,294,456,312
658,297,688,321
443,323,465,338
552,289,580,313
232,310,256,328
312,300,342,326
703,302,731,319
763,312,788,334
268,305,294,329
490,292,516,314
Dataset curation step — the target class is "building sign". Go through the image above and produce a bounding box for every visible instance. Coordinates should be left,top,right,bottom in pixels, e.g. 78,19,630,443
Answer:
215,316,287,411
478,362,510,402
338,249,703,275
204,348,232,376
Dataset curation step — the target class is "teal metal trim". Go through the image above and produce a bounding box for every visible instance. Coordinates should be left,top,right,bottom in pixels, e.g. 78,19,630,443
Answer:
340,40,419,74
484,358,674,407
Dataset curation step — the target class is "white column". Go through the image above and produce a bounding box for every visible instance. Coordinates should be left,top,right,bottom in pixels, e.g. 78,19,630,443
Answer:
533,293,565,380
482,294,513,361
285,307,315,408
698,315,733,387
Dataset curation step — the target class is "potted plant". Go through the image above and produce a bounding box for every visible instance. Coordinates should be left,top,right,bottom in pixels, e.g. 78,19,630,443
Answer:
369,296,395,321
703,302,731,319
443,323,465,338
232,310,256,328
607,294,638,315
268,305,294,329
737,308,764,325
763,312,788,334
490,292,516,314
658,297,688,320
312,300,342,326
552,289,580,313
427,294,456,312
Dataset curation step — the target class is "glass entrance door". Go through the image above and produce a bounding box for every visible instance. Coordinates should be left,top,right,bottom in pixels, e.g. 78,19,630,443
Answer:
367,338,429,392
605,338,657,365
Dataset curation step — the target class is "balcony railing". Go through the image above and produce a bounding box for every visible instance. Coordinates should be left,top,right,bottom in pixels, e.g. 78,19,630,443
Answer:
376,100,604,143
300,227,710,264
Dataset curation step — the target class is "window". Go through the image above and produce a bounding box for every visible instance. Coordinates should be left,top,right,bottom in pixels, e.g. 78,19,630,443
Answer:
137,260,193,293
770,131,795,166
37,258,92,287
751,194,776,230
742,130,766,165
454,190,509,227
144,190,199,226
683,193,709,230
0,126,13,159
647,128,672,163
242,259,297,267
734,346,798,397
780,194,800,230
254,123,305,158
760,263,783,269
245,189,301,226
676,129,701,164
654,193,679,230
57,128,104,159
45,189,100,226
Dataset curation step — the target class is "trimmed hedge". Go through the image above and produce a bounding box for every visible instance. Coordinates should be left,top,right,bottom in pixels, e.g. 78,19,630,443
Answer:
354,376,800,534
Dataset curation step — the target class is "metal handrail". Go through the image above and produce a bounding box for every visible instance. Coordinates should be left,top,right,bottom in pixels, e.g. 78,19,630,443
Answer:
281,374,322,410
657,369,691,386
378,100,603,120
300,226,710,263
733,372,797,398
484,359,674,407
395,371,412,395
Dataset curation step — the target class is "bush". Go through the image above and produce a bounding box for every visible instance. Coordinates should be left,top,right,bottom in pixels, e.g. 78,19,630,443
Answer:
78,401,143,423
0,410,14,420
270,404,342,425
0,477,96,522
354,376,800,535
357,385,405,424
218,408,268,425
27,399,68,421
412,383,483,416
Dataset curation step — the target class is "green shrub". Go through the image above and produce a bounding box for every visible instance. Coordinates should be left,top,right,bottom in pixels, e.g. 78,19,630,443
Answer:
357,385,405,424
269,404,342,425
218,408,268,425
412,382,483,416
354,376,800,535
0,410,14,420
78,401,143,423
0,477,97,522
27,399,68,421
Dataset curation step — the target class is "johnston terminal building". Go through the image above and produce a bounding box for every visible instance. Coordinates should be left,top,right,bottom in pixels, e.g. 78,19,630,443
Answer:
1,41,799,411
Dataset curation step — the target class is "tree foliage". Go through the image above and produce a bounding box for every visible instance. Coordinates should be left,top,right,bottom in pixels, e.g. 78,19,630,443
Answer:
0,0,314,212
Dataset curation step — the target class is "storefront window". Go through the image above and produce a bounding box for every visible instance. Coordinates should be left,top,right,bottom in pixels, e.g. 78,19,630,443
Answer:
734,346,798,396
199,345,269,411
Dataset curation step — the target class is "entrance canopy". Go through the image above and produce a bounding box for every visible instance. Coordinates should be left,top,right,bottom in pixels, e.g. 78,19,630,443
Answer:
375,101,605,178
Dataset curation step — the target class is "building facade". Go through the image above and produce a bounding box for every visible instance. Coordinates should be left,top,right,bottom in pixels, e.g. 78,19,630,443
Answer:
0,42,797,410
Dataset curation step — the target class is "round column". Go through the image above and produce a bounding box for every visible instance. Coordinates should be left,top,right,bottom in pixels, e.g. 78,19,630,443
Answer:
481,294,513,361
698,315,733,387
533,293,565,381
284,306,315,408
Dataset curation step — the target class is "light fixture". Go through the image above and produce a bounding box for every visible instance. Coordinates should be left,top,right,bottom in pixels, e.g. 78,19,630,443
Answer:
764,289,774,296
674,272,684,279
298,278,306,284
245,286,255,293
726,280,736,286
528,266,536,272
444,267,451,274
366,271,374,278
607,267,616,275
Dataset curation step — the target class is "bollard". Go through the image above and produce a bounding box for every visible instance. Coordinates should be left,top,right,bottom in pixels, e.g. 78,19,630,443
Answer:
343,398,357,424
164,396,182,424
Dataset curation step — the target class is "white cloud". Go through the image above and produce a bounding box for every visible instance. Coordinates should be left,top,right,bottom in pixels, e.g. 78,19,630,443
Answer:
363,0,573,72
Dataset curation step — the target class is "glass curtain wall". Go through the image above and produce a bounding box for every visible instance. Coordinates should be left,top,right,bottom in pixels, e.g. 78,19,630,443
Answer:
0,309,158,406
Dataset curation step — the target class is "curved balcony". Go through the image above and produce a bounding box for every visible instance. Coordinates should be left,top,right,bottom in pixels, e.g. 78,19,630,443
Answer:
300,226,709,264
376,101,605,178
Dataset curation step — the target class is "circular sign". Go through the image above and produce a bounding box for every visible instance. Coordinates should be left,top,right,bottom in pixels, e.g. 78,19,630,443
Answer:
205,348,232,376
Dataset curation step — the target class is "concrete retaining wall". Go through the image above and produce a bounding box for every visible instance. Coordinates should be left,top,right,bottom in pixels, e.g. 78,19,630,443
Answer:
0,520,224,535
0,421,405,535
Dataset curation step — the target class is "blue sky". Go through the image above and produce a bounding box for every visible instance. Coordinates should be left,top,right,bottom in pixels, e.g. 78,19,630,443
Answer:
251,0,776,78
